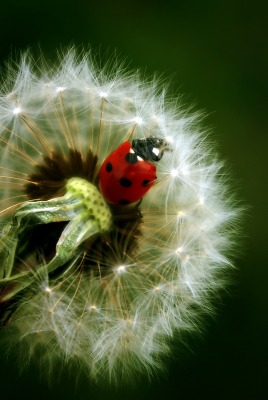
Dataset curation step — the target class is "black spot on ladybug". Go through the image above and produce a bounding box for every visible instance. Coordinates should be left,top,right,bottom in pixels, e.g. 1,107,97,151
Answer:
125,153,138,164
118,199,130,205
142,179,150,187
106,162,113,172
120,177,132,187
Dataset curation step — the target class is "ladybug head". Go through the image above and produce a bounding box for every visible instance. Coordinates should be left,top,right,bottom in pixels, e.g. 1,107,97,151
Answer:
131,137,167,162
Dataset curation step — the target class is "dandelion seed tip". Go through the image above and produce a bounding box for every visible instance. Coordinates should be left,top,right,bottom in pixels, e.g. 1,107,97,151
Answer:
170,168,179,178
198,195,205,205
44,286,52,294
99,91,108,98
116,265,126,273
12,107,21,115
176,246,184,254
133,116,143,125
56,86,66,93
89,305,97,311
177,210,185,218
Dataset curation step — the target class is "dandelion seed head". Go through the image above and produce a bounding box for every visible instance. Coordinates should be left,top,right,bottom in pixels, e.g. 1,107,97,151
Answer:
0,49,242,385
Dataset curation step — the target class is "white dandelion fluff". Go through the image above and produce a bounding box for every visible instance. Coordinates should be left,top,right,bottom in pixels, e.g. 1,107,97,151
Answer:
0,49,240,383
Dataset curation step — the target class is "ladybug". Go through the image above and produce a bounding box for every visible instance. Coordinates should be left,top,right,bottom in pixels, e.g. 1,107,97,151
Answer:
99,137,166,205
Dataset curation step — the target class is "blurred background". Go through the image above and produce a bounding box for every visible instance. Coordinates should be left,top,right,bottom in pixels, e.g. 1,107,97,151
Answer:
0,0,267,398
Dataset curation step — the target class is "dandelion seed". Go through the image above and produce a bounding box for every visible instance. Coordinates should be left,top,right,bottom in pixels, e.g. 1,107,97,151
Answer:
44,286,52,295
116,265,127,274
170,168,179,178
133,116,143,125
177,210,185,218
0,49,241,384
99,91,108,98
175,246,184,255
12,107,22,115
56,86,66,93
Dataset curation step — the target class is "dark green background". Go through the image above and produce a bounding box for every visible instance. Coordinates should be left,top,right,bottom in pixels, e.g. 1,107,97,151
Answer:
0,0,267,398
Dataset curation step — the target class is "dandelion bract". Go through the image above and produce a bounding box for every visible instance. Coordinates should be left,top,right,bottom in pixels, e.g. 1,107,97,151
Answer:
0,50,240,383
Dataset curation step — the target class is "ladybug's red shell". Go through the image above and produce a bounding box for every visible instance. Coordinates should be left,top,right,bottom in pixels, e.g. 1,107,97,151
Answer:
99,141,156,205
